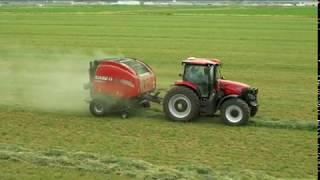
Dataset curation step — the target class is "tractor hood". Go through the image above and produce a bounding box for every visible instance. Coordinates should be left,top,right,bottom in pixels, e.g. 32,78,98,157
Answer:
218,79,250,95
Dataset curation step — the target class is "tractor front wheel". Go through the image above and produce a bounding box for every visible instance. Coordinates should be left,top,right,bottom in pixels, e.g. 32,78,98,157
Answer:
220,98,250,125
89,100,106,117
163,86,200,122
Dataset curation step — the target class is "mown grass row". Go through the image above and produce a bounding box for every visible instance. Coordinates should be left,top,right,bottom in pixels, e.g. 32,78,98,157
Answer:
0,144,277,180
249,118,317,131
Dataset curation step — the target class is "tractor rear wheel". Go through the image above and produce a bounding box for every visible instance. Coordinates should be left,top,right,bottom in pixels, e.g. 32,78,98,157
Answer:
220,98,250,125
89,100,106,117
163,86,200,122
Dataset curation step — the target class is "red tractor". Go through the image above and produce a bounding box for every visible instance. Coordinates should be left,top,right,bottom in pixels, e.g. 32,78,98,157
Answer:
163,57,258,125
85,57,258,125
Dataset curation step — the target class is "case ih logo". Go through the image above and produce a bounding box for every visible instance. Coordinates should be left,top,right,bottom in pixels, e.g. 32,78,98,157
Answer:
95,75,135,88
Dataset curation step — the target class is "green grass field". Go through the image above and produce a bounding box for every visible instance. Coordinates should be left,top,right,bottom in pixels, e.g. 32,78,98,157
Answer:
0,5,317,179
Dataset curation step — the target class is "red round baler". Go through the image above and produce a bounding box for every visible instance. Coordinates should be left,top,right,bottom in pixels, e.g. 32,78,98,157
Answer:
85,57,161,118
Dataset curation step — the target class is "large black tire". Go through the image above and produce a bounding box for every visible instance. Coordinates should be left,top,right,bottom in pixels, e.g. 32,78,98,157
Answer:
163,86,200,122
89,100,106,117
220,98,250,125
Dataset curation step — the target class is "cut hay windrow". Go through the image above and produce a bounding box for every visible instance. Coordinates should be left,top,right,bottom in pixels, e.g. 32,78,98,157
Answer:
250,119,317,131
0,144,276,180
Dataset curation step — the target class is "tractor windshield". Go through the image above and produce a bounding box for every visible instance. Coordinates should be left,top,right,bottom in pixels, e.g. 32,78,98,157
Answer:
184,65,210,96
184,65,209,84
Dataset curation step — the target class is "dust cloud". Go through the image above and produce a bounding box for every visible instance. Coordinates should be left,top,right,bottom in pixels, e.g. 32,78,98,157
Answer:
0,49,119,114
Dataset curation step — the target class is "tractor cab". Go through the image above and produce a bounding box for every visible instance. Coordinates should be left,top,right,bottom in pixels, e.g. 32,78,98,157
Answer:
180,57,222,98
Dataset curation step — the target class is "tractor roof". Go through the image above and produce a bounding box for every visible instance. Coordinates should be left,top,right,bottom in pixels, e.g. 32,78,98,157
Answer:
182,57,221,65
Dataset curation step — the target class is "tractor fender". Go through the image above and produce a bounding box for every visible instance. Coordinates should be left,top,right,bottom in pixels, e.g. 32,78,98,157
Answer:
174,80,201,97
216,94,239,110
174,85,201,98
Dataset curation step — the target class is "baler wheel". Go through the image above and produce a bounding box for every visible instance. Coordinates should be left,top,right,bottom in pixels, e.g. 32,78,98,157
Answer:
89,100,106,117
121,111,129,119
141,101,151,108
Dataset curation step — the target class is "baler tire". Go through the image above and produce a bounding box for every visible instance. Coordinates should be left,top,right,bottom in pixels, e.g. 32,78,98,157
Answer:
220,98,250,125
121,111,129,119
163,86,200,122
89,100,106,117
141,101,151,108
